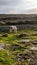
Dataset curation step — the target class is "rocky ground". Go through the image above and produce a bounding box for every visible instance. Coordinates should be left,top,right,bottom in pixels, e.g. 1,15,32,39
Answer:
0,30,37,65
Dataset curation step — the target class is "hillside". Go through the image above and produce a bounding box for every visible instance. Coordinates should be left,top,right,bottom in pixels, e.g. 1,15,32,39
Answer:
0,14,37,25
0,14,37,65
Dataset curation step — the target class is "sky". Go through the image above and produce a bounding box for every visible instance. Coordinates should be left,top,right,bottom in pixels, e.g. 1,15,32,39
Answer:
0,0,37,14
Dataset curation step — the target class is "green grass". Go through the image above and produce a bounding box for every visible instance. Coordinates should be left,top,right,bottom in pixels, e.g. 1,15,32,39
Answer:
0,30,37,43
0,30,37,65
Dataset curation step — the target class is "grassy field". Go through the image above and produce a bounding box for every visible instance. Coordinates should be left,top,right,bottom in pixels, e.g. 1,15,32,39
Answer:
0,30,37,43
0,30,37,65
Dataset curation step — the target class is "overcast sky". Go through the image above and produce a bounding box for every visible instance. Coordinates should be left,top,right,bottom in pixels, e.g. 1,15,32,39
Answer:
0,0,37,14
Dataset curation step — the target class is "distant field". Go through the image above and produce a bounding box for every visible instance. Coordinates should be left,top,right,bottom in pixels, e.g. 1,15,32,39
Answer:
0,14,37,25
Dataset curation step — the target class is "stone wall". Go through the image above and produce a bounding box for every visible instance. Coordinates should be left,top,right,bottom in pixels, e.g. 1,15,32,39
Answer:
16,24,37,30
0,26,10,32
0,25,17,33
0,24,37,33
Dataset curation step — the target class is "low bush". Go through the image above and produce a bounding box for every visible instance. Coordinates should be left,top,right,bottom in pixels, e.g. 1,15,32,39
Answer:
17,33,27,38
2,33,8,37
31,34,37,36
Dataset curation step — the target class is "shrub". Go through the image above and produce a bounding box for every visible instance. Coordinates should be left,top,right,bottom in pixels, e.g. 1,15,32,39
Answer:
2,33,8,37
31,34,37,36
17,33,27,38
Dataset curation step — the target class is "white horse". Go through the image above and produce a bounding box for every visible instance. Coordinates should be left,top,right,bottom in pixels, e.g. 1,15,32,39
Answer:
10,26,17,33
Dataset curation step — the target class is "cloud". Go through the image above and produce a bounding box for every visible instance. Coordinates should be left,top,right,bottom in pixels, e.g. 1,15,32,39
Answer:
0,0,37,14
26,8,37,14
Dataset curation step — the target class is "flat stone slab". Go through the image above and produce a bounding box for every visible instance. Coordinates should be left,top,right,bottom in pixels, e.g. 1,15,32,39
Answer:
18,39,30,43
30,47,37,50
0,43,5,50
